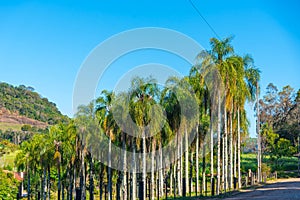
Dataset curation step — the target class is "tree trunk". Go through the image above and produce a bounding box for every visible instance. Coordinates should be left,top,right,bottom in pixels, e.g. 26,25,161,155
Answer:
80,152,86,200
159,143,164,197
217,93,221,195
27,165,30,200
143,132,147,200
99,165,103,200
42,166,46,200
151,139,156,200
224,104,228,192
195,125,199,195
210,116,214,194
180,134,183,196
229,107,233,190
132,139,137,200
48,165,51,200
108,139,112,200
122,132,127,200
177,131,182,196
202,136,206,194
234,138,237,183
58,163,61,200
170,164,173,196
68,165,73,200
173,163,176,197
89,154,94,200
190,150,193,194
62,182,65,200
185,126,189,195
237,109,241,188
222,132,225,192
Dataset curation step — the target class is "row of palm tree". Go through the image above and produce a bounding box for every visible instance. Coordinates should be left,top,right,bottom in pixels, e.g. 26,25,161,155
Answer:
15,36,261,200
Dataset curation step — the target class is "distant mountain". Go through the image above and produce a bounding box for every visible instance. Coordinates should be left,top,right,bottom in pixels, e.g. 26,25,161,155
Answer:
0,82,69,125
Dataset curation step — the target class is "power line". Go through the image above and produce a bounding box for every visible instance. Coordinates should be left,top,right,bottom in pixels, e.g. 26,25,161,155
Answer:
188,0,221,40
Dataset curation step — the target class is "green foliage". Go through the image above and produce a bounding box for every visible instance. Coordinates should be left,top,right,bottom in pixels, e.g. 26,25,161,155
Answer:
261,123,296,169
0,170,19,200
0,82,69,124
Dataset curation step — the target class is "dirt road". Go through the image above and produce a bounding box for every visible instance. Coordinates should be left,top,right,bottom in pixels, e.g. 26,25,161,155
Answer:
222,178,300,200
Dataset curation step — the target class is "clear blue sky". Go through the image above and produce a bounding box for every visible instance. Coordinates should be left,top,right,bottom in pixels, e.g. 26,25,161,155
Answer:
0,0,299,137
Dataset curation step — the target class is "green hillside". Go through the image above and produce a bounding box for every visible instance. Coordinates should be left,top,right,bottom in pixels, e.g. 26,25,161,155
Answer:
0,82,69,125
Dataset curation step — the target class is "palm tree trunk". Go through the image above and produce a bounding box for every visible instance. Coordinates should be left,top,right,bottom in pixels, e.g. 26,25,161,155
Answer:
177,131,182,196
41,166,47,200
217,93,221,195
122,133,127,200
81,150,86,200
62,182,65,200
202,137,206,195
222,133,225,192
196,125,199,194
210,116,214,195
108,139,112,200
132,139,137,200
58,163,61,200
99,164,103,200
237,108,241,188
142,133,146,200
224,104,228,192
229,108,233,190
190,151,193,194
173,162,176,197
185,126,189,196
159,143,164,197
177,132,182,196
180,135,183,196
151,139,156,200
170,164,173,196
89,154,94,200
234,138,237,183
27,165,30,200
47,165,51,200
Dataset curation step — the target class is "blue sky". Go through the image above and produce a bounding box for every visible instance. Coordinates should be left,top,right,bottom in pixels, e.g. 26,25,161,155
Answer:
0,0,299,137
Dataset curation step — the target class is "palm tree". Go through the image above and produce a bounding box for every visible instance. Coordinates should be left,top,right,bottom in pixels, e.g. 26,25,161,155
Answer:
96,90,116,200
129,77,162,199
209,36,238,192
161,79,182,197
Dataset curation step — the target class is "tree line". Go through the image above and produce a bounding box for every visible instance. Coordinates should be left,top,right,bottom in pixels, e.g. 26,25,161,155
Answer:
15,36,262,200
0,83,69,125
259,83,300,169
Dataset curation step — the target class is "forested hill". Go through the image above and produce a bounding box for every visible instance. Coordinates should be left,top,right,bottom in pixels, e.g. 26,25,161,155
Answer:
0,82,69,125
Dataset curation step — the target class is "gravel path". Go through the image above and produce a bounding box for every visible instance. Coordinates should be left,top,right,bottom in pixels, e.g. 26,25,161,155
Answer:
222,178,300,200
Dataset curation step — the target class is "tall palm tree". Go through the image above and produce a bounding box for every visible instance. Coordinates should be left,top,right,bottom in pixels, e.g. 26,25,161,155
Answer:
161,78,182,197
129,77,162,199
96,90,116,200
209,36,237,192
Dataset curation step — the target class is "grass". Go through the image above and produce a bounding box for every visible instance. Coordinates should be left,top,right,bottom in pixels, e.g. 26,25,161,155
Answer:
0,150,20,169
241,153,299,178
0,122,23,131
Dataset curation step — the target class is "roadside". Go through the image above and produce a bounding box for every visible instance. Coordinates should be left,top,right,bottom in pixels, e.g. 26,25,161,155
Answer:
213,178,300,200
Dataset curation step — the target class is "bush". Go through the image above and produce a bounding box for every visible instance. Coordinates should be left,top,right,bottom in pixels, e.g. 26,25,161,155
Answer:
0,170,19,200
261,163,271,174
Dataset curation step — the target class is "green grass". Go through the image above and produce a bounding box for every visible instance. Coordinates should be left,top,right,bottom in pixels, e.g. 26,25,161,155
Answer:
0,122,23,131
0,150,20,169
241,153,299,178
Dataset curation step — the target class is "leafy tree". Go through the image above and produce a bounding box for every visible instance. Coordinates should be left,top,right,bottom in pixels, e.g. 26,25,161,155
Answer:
0,170,19,200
